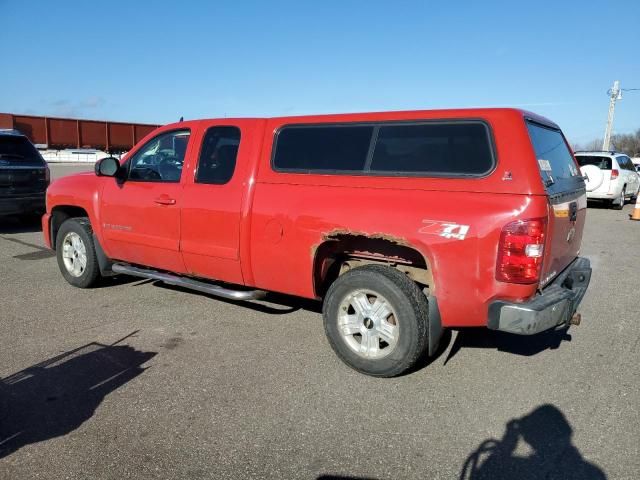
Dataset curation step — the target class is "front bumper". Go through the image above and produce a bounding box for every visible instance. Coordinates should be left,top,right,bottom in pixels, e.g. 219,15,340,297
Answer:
488,257,592,335
0,194,46,215
42,212,52,248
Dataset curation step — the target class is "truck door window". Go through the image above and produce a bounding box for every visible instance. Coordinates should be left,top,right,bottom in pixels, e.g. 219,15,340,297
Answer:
195,126,241,184
128,129,190,183
620,157,633,171
616,157,626,170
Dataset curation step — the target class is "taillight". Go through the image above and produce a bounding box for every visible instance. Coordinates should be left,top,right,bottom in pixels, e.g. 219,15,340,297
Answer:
611,169,619,180
496,218,547,284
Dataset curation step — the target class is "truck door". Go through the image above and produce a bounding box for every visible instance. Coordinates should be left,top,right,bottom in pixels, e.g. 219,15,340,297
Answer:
180,122,257,284
100,128,191,273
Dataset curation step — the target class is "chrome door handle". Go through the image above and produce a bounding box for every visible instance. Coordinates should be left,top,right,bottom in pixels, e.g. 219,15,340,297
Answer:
154,196,176,205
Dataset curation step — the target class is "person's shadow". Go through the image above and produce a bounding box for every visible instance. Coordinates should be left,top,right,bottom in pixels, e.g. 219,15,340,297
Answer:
460,404,606,480
0,335,155,459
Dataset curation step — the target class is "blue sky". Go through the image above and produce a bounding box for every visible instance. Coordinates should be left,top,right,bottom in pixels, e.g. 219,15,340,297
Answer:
1,0,638,145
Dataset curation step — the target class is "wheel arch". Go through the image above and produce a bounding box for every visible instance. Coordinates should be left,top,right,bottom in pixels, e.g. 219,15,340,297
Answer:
50,205,90,249
312,232,435,298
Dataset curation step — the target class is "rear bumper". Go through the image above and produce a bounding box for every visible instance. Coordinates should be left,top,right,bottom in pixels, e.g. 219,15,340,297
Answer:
586,191,617,200
488,257,592,335
586,182,623,200
0,194,46,215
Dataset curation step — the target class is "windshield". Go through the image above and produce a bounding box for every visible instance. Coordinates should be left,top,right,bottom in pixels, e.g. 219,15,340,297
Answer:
0,135,43,162
575,156,612,170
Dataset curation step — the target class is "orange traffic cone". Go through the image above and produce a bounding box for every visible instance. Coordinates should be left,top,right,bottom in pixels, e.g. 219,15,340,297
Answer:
631,195,640,221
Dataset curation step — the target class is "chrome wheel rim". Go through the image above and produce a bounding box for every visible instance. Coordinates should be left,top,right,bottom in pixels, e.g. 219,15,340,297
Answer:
61,232,87,277
338,290,399,359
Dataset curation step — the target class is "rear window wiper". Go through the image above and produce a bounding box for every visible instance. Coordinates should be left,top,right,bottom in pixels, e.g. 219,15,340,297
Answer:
0,153,25,159
544,176,555,187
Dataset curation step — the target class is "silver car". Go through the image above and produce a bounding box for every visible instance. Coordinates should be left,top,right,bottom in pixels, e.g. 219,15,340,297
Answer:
575,151,640,210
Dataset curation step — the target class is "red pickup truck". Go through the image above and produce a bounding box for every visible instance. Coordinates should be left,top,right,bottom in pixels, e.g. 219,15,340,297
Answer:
43,108,592,377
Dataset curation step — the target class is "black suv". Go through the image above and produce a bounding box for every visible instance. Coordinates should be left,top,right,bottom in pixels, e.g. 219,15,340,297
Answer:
0,130,50,218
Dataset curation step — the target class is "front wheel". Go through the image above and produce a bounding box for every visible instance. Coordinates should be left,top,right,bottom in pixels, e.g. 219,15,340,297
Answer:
323,265,429,377
55,217,101,288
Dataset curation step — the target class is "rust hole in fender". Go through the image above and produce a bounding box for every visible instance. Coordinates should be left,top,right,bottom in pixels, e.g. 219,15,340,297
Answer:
311,230,432,297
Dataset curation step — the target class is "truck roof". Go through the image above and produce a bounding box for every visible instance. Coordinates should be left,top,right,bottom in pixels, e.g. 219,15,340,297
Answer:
0,129,24,137
163,108,558,130
574,151,622,157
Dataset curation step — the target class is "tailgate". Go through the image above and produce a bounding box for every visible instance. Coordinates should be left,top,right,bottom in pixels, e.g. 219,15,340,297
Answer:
575,155,613,193
0,165,48,196
544,189,587,284
526,121,587,286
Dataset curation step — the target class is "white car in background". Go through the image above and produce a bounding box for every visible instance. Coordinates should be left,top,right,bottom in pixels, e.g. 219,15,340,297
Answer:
574,151,640,210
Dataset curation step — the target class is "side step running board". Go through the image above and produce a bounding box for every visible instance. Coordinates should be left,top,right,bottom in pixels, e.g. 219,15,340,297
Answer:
111,264,266,301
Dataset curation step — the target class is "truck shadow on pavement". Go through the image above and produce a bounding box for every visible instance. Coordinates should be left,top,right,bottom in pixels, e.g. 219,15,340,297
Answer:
154,281,322,315
459,404,606,479
317,476,378,480
0,334,155,460
0,216,43,234
444,327,572,365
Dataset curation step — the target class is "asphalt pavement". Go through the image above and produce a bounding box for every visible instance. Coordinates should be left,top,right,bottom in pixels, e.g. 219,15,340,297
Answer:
0,163,638,479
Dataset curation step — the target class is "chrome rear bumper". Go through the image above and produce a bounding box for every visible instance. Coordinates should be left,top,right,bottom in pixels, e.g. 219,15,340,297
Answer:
488,257,592,335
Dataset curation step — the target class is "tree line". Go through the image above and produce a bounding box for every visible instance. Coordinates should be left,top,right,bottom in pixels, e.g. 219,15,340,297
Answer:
573,129,640,156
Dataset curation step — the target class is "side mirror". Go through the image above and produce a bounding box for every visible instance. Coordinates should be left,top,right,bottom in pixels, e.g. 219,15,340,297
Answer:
95,157,121,177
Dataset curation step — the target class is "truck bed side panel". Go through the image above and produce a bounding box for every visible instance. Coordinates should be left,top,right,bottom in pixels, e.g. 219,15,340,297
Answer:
249,184,547,327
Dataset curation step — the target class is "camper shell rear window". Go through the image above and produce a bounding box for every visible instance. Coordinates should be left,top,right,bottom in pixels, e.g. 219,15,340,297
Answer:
526,120,583,193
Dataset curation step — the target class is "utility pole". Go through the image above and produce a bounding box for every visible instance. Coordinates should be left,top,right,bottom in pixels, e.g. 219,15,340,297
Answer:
603,80,622,151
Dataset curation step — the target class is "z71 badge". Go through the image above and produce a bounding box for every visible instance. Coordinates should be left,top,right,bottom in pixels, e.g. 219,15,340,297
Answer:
419,220,470,240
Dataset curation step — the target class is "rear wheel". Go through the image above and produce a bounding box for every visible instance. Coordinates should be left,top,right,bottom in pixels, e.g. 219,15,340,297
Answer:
323,264,429,377
55,217,101,288
613,188,625,210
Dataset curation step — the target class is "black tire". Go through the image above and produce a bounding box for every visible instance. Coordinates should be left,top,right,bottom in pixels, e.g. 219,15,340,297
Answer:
323,264,429,377
55,217,101,288
613,188,625,210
